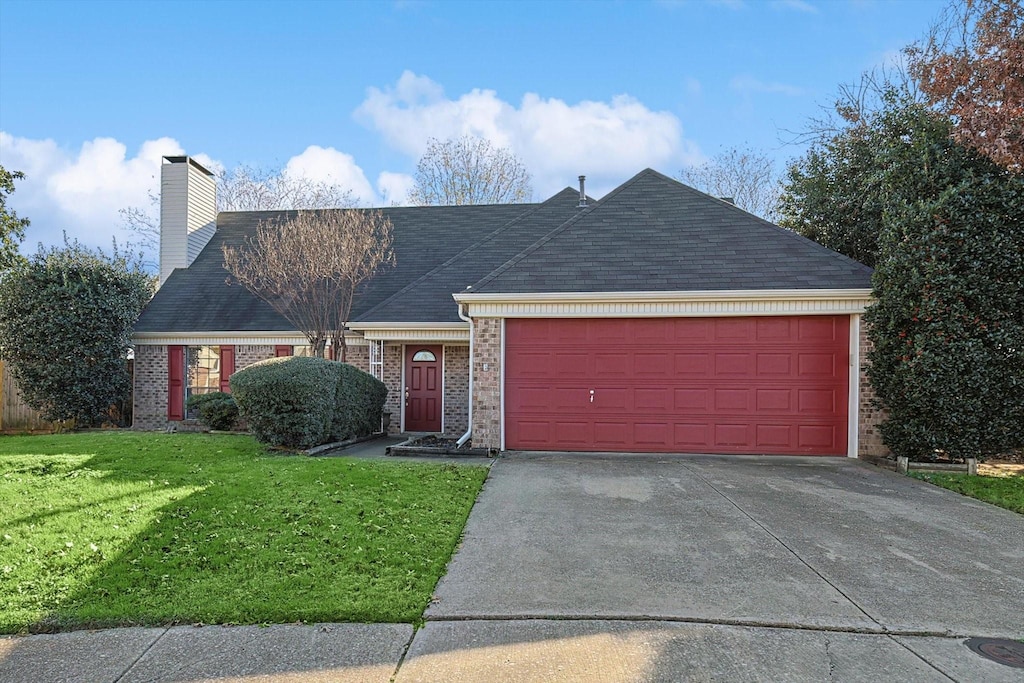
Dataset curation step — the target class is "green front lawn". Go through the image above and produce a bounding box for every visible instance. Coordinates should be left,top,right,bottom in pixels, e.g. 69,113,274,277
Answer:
910,471,1024,515
0,432,487,634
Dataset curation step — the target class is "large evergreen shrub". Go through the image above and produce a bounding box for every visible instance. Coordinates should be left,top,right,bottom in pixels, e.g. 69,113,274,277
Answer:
864,96,1024,461
230,356,386,449
0,241,152,426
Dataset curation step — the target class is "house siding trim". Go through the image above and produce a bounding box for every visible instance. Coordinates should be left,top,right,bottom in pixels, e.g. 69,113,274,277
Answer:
133,332,369,346
348,323,470,343
454,289,873,319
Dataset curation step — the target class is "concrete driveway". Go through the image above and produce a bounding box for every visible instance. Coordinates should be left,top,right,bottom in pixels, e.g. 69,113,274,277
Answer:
403,454,1024,681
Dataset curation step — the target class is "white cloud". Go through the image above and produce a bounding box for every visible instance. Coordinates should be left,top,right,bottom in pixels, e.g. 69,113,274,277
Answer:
730,75,806,97
0,132,186,254
376,171,416,206
283,145,377,205
355,71,703,198
771,0,818,13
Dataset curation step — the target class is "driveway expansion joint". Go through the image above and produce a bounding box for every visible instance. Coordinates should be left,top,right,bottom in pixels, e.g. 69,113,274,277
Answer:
422,614,974,639
112,626,169,683
888,634,959,682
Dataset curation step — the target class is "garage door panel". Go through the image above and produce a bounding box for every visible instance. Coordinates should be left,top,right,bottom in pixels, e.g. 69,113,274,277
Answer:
674,388,710,411
594,422,629,445
756,353,792,375
756,318,794,340
674,423,709,446
505,316,849,455
756,388,792,411
633,352,672,375
715,423,751,446
714,388,750,412
756,424,793,447
672,320,713,341
715,353,754,376
634,422,670,446
635,388,671,410
798,425,837,449
675,353,711,376
595,352,630,376
799,317,841,341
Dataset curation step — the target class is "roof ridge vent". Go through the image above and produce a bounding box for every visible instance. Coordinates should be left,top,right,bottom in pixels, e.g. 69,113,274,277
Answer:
578,175,587,208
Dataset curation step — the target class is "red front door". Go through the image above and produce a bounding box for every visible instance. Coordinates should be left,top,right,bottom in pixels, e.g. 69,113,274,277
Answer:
405,345,442,432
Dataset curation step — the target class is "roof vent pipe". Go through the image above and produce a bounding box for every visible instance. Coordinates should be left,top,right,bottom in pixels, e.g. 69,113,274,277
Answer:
578,175,587,208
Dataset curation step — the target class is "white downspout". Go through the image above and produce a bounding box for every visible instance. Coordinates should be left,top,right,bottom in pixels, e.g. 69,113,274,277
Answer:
456,302,474,446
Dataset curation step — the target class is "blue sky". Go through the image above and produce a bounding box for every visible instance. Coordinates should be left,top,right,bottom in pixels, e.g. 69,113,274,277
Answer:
1,0,944,260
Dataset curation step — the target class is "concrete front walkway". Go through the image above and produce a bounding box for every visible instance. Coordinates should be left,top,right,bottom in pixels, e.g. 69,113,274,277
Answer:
2,454,1022,681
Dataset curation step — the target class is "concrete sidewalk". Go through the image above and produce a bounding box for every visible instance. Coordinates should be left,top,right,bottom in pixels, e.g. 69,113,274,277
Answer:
3,620,1020,682
0,623,412,683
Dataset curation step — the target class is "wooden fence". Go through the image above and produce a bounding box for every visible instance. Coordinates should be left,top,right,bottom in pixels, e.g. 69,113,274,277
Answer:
0,360,55,432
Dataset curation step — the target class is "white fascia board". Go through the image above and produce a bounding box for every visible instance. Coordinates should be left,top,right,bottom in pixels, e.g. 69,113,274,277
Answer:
133,331,369,346
453,289,874,318
347,321,470,342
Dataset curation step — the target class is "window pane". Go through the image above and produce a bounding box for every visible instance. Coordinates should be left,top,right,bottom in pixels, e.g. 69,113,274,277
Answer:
186,346,221,414
412,350,436,362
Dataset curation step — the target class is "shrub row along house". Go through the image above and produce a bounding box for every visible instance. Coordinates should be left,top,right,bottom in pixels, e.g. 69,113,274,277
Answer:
134,156,885,457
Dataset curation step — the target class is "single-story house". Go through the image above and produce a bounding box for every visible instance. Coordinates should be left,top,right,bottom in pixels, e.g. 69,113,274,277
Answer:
134,156,886,457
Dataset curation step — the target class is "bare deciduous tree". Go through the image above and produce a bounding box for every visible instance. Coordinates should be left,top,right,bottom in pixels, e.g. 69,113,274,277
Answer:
121,165,356,270
408,136,533,206
222,210,394,360
678,147,782,220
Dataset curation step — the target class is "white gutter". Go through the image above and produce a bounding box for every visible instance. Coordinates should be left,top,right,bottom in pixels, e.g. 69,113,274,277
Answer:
455,303,474,447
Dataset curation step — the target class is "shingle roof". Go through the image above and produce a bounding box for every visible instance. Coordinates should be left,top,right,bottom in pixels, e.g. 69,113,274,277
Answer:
358,188,584,323
135,203,538,332
135,170,872,335
470,169,873,293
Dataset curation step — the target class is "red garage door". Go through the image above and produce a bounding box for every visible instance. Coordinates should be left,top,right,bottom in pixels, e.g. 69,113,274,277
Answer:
505,317,849,455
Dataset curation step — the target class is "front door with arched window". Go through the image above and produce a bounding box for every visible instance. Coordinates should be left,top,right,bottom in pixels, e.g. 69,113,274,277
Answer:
404,345,442,432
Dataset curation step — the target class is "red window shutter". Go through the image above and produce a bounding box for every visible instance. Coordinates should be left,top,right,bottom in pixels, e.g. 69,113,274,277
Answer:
168,345,185,421
219,345,235,393
275,345,292,357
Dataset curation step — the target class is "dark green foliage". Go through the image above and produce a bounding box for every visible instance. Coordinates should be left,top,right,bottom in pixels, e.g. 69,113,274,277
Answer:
0,241,153,425
332,363,388,441
778,127,885,267
863,95,1024,461
229,356,386,449
185,392,240,431
229,356,339,448
0,165,30,272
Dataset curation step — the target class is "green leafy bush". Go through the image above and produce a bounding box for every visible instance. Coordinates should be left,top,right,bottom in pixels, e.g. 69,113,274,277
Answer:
229,357,338,448
333,363,388,441
186,392,240,431
229,356,386,449
0,239,153,425
863,94,1024,462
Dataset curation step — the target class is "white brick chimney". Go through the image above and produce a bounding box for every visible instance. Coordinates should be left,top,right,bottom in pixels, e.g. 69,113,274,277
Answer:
159,156,216,284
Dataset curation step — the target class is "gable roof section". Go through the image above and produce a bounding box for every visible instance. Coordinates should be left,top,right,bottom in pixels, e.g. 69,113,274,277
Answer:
470,169,873,294
355,188,584,323
135,202,536,333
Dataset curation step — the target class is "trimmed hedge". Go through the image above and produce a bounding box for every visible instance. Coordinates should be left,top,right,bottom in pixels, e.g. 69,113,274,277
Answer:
229,356,387,449
333,363,389,441
185,392,240,431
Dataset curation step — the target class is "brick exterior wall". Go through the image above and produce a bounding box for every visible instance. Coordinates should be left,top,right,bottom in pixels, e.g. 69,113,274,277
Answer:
471,318,502,449
858,319,890,458
235,345,275,371
382,344,403,435
345,344,369,372
443,345,469,437
133,345,168,430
